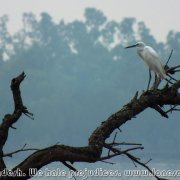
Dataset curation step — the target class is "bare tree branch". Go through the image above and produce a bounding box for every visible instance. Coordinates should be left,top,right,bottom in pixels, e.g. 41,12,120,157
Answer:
3,144,39,158
124,152,168,180
62,161,77,172
0,72,32,172
0,69,180,180
150,104,168,118
165,49,173,67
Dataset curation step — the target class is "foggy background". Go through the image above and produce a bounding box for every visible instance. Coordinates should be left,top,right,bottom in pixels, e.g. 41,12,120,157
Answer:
0,1,180,180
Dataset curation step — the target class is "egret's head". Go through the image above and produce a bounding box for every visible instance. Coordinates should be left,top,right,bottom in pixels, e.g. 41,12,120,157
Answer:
135,42,145,50
125,41,146,50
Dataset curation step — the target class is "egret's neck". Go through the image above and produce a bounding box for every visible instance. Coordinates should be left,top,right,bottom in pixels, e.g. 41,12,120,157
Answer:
137,48,144,59
137,46,144,51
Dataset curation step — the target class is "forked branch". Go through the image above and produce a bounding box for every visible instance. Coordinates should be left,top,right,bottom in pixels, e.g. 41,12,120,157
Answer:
0,68,179,180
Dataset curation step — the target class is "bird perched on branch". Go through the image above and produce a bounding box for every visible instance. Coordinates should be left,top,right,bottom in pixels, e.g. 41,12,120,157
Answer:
125,42,166,90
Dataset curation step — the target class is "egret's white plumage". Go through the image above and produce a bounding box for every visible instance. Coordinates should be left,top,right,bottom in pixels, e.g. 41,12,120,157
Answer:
125,41,166,89
136,42,166,79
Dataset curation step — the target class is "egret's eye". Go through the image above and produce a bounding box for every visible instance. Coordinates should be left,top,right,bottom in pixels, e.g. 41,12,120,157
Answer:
136,43,143,47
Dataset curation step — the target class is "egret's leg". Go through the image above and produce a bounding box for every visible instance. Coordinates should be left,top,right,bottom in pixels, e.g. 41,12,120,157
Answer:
152,74,161,90
147,69,151,90
152,73,157,90
154,73,157,84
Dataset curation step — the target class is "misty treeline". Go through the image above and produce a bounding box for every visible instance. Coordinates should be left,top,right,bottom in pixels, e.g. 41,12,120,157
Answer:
1,8,179,72
0,8,179,162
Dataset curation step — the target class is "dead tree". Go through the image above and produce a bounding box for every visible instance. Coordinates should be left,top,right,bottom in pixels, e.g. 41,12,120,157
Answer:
0,63,180,180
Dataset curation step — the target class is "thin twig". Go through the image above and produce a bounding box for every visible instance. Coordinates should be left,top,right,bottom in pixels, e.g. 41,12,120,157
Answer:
107,142,142,147
101,146,143,160
165,49,173,66
10,125,17,129
124,152,168,180
150,105,168,118
104,143,165,180
100,160,115,165
165,78,173,85
108,132,118,156
175,69,180,72
62,161,77,172
166,65,180,74
23,112,34,120
3,144,39,157
167,74,177,82
117,127,122,132
144,158,152,165
166,105,179,114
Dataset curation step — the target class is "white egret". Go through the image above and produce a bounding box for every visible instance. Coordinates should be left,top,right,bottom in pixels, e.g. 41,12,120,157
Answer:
125,42,166,90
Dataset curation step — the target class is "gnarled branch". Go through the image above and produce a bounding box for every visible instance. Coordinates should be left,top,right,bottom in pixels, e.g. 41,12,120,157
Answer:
0,66,180,180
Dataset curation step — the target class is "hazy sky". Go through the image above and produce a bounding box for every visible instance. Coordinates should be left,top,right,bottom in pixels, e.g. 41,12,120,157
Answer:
0,0,179,42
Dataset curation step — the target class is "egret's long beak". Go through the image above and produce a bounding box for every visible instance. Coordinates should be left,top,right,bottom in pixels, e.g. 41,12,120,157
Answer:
124,44,137,49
